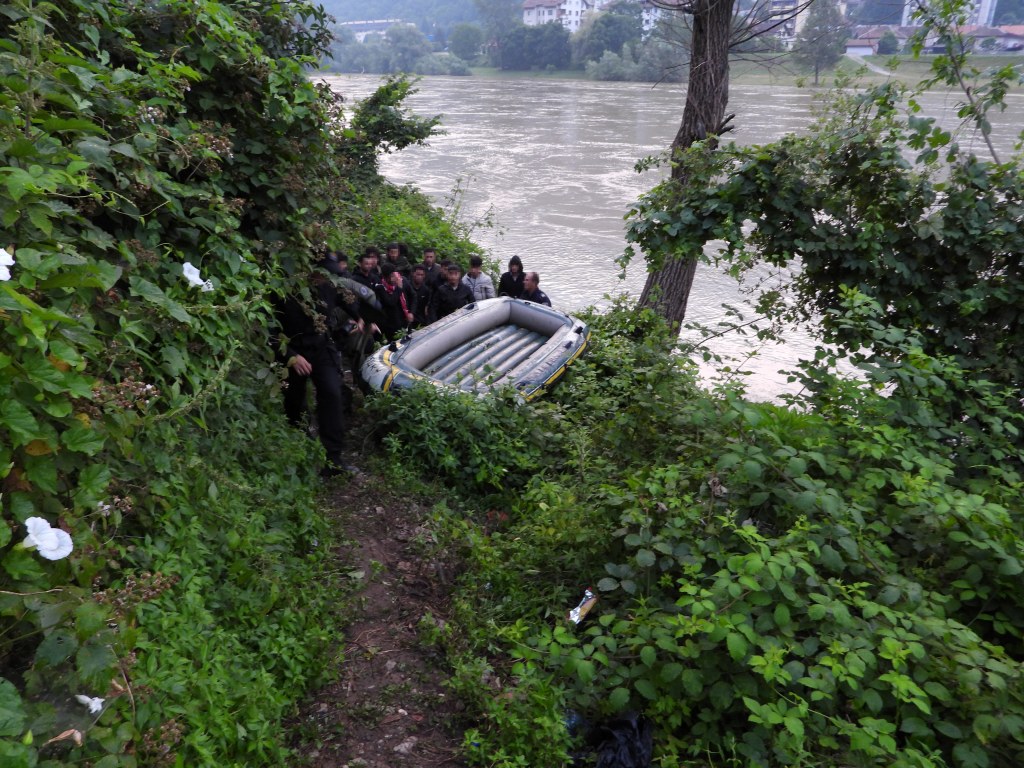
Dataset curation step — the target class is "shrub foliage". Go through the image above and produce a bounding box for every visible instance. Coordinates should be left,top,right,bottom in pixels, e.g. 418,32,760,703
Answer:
0,0,437,764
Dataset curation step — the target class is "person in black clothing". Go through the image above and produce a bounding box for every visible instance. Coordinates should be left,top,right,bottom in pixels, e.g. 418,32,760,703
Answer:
375,263,415,340
384,242,413,277
521,271,552,306
351,250,380,291
429,263,473,322
272,272,356,476
420,247,444,289
409,264,433,327
498,255,525,298
320,249,350,278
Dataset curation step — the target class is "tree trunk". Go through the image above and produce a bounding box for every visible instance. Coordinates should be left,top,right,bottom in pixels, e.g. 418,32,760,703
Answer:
638,0,735,328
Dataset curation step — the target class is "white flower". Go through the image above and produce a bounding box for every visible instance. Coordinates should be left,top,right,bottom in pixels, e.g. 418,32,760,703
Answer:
181,261,213,292
23,517,74,561
0,247,13,282
74,694,105,714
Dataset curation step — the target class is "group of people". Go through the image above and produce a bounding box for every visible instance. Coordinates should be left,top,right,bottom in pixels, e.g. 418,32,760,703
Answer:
272,243,552,476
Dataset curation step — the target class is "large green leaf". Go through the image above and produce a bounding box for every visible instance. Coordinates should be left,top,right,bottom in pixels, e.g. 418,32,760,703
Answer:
128,276,193,324
0,678,26,737
36,629,78,667
0,400,39,443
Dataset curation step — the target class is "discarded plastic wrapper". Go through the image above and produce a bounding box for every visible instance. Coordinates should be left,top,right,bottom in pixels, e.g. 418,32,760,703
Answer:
567,587,598,625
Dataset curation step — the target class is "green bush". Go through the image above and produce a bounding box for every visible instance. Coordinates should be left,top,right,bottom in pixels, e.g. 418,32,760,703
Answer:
0,0,442,763
391,299,1024,767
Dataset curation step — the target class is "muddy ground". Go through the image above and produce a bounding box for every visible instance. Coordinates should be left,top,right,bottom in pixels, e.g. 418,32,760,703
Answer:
289,468,467,768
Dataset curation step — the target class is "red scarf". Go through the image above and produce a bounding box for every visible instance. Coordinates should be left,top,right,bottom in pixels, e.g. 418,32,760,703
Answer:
382,282,409,315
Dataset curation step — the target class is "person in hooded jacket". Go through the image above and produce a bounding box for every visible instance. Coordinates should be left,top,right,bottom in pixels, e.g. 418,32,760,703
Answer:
498,255,525,299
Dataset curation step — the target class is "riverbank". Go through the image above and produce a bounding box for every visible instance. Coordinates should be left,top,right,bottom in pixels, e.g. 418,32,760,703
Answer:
468,52,1024,87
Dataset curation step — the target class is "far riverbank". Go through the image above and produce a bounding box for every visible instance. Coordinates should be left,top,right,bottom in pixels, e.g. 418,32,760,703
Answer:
467,52,1024,88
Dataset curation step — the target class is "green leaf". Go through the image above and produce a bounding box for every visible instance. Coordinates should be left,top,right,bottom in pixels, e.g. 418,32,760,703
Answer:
635,548,655,568
741,459,763,482
901,716,931,735
36,629,78,667
75,464,112,510
773,603,791,629
76,642,117,687
609,686,630,711
2,549,47,583
783,715,805,739
861,688,883,713
0,678,27,737
128,276,193,324
0,400,39,443
62,422,105,455
726,632,748,661
935,720,963,738
640,645,656,668
634,678,657,701
75,601,109,639
23,454,58,493
997,557,1022,576
660,662,683,683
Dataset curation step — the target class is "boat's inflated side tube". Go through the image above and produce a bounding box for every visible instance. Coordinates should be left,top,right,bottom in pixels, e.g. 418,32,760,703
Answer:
360,296,590,401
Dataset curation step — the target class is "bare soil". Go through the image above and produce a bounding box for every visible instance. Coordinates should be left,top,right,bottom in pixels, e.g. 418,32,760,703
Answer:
289,468,467,768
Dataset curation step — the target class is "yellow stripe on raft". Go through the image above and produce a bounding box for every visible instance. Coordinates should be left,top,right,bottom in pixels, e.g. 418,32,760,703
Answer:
526,334,591,401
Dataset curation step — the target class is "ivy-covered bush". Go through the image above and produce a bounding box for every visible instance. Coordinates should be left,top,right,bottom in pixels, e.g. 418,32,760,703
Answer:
377,293,1024,767
0,0,437,764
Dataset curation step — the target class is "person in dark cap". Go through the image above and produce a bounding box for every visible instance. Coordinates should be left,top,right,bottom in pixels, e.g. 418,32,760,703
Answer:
498,255,525,298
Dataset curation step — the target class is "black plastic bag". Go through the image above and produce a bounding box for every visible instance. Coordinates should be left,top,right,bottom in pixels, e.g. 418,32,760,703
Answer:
588,711,653,768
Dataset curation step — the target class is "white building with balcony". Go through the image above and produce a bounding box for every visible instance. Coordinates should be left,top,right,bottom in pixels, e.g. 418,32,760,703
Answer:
523,0,595,32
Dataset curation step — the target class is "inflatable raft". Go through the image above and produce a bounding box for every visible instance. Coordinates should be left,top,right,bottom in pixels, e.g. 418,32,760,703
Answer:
361,297,590,401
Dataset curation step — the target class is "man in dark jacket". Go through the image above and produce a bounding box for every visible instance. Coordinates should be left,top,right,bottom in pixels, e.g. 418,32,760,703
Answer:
272,272,356,477
419,247,444,289
351,249,380,291
409,264,433,327
320,249,350,278
521,271,552,306
384,242,413,277
429,263,473,321
498,255,525,298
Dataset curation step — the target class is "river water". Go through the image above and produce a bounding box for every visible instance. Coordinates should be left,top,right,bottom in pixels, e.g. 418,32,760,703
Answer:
321,74,1023,398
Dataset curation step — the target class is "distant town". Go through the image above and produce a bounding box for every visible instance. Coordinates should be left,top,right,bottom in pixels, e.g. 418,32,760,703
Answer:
322,0,1024,80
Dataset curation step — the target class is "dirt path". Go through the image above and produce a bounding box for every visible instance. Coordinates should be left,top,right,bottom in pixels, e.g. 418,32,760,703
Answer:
290,470,466,768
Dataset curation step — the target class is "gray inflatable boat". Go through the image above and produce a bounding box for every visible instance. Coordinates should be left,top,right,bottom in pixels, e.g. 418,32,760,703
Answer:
360,297,590,401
